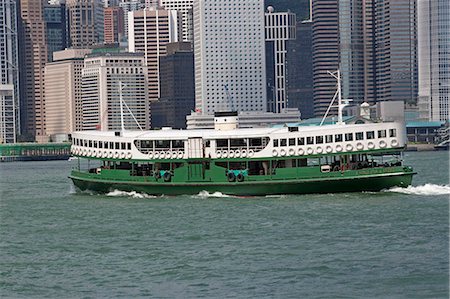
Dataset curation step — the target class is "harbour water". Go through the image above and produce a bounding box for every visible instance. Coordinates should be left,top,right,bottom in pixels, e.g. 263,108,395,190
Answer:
0,151,449,298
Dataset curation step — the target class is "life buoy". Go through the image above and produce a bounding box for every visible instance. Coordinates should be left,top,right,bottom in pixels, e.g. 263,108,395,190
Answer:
227,172,236,182
114,152,119,158
148,152,154,159
237,173,245,182
88,150,92,156
391,140,399,147
163,171,172,182
241,150,247,158
289,148,295,156
228,150,235,158
222,151,228,158
356,143,364,150
346,144,353,151
127,152,132,159
272,149,278,157
280,149,286,156
326,146,333,153
368,142,375,149
235,150,241,158
379,140,387,148
108,151,113,158
216,150,222,158
316,147,323,154
177,151,184,159
248,149,254,157
307,147,314,155
298,148,304,155
172,151,178,159
154,152,160,159
120,152,126,159
336,145,343,152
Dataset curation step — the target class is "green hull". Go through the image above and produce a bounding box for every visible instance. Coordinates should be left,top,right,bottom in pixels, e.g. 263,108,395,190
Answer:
70,171,415,196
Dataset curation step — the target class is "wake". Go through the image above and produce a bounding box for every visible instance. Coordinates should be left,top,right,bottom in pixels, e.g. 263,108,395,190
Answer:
106,190,157,199
193,190,233,198
387,184,450,196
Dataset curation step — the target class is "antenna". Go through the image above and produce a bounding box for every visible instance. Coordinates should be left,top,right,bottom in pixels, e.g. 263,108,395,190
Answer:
319,70,352,126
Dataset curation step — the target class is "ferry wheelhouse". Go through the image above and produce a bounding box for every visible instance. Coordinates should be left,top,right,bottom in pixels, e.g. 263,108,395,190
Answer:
69,111,415,196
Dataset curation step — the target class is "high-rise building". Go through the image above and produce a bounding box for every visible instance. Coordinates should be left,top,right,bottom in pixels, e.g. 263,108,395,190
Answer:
372,0,418,106
265,7,296,113
287,20,314,119
151,42,194,128
118,0,145,41
44,49,92,138
104,6,124,44
311,0,339,117
194,0,267,114
19,0,48,141
0,0,20,143
44,2,68,62
159,0,194,42
66,0,104,48
81,52,149,131
128,8,179,102
417,0,449,122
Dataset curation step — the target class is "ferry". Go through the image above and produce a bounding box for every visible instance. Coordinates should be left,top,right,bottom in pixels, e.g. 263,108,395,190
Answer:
69,73,416,196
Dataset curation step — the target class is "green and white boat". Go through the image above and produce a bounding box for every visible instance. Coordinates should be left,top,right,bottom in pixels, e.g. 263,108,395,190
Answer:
69,112,416,196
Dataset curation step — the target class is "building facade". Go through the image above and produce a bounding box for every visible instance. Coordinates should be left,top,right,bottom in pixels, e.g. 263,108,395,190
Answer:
151,42,194,128
81,53,149,131
417,0,450,122
159,0,194,42
19,0,48,141
66,0,104,48
44,49,92,138
104,6,124,44
265,7,296,113
118,0,146,41
194,0,267,115
128,8,179,102
44,2,68,62
0,0,20,143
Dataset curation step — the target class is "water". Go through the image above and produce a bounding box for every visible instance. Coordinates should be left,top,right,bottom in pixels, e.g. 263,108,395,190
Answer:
0,151,448,298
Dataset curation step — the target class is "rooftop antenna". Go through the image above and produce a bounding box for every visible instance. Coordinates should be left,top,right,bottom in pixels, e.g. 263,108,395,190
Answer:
319,70,352,126
119,82,143,133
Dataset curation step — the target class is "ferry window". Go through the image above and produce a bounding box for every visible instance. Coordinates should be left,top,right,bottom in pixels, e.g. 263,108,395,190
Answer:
273,139,279,147
89,140,92,147
104,142,109,149
121,142,126,150
289,138,295,146
94,141,98,148
216,139,228,148
230,138,246,147
389,129,397,137
378,130,387,138
366,131,375,139
172,140,184,149
325,135,333,143
155,140,170,148
280,139,287,146
205,140,211,147
316,136,324,144
298,137,305,145
249,138,262,147
127,143,131,150
99,142,103,149
356,132,364,140
306,137,314,145
115,142,119,149
141,140,153,149
308,158,320,166
345,133,353,141
335,134,343,142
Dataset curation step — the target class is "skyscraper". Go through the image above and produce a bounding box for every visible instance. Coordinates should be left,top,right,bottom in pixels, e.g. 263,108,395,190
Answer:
66,0,104,48
104,6,124,44
44,2,68,62
0,0,20,143
159,0,194,42
118,0,145,41
417,0,449,122
194,0,267,114
81,52,149,131
19,0,48,141
265,7,296,113
128,8,179,102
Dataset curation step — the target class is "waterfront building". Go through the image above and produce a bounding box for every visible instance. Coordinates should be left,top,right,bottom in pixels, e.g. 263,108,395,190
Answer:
194,0,267,115
44,49,92,138
372,0,418,106
128,8,179,102
417,0,449,122
265,7,296,113
0,0,20,143
286,20,314,119
159,0,194,42
118,0,146,41
18,0,48,141
81,52,149,131
44,2,68,62
151,42,194,129
104,6,125,44
66,0,104,48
